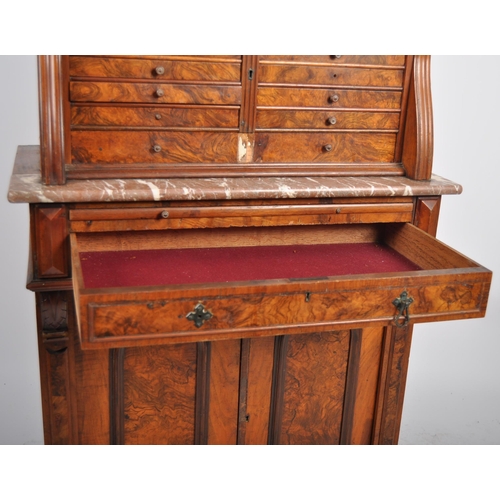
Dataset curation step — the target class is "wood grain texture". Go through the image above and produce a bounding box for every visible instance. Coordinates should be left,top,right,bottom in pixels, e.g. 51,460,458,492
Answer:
69,56,241,81
280,331,350,444
207,339,240,444
123,343,197,444
71,105,239,129
257,87,402,109
256,109,400,130
259,65,404,87
254,132,397,163
349,326,385,444
259,56,405,66
240,336,275,444
71,130,238,164
70,82,242,105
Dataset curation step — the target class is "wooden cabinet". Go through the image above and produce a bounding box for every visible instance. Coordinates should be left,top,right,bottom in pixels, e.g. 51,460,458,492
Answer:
7,55,491,445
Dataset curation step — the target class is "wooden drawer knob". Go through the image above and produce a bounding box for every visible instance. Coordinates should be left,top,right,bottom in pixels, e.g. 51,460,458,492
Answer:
155,66,165,75
327,117,337,125
328,94,339,103
323,144,333,152
155,88,164,97
152,145,162,153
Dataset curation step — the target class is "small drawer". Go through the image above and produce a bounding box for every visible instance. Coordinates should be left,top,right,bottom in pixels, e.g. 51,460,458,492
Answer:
258,65,404,87
69,56,242,82
256,109,400,130
71,105,239,129
256,88,402,109
70,82,242,105
259,56,406,66
253,132,397,163
70,223,491,349
71,130,238,164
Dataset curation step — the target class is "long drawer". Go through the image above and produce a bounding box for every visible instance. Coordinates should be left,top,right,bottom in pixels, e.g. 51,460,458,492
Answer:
259,56,406,66
256,87,402,108
256,109,400,130
71,105,239,129
69,56,242,81
70,81,243,105
253,132,397,163
70,223,491,350
71,130,239,163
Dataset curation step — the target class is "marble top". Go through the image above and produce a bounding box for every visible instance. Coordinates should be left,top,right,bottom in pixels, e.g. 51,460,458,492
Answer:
8,146,463,204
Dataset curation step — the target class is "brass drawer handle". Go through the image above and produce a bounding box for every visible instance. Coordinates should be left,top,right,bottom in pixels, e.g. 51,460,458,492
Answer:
392,291,414,328
328,94,339,103
331,55,342,59
323,144,333,152
152,145,162,153
155,66,165,75
155,113,162,120
187,303,213,328
160,210,169,218
327,116,337,125
155,88,164,97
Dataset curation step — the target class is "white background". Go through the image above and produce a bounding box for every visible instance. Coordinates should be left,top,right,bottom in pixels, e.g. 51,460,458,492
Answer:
0,55,499,446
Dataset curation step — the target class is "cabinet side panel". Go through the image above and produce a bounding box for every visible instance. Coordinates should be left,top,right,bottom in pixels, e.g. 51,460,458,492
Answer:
122,343,197,444
279,331,350,445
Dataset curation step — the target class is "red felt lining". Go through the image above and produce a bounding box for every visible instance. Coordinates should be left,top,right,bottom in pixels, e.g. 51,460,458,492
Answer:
79,243,422,289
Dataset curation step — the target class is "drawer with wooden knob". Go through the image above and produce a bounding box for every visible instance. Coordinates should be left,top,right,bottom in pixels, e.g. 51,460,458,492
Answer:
71,105,240,129
70,81,243,105
70,223,491,349
258,64,404,87
70,130,239,164
256,109,400,130
259,55,406,66
69,56,242,81
253,132,397,163
256,87,402,109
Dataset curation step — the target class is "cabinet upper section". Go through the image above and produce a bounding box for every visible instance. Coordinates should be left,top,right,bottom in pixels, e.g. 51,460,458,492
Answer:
38,55,433,185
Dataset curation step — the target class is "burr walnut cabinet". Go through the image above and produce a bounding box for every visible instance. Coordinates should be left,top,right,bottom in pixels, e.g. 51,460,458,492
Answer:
8,55,491,444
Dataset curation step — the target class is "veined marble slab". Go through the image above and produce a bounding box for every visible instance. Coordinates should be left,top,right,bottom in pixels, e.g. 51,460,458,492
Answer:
8,146,462,204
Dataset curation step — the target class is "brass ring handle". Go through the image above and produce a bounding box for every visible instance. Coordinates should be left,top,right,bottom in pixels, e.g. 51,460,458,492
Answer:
155,88,164,97
155,66,165,75
327,117,337,125
153,145,162,153
160,210,169,218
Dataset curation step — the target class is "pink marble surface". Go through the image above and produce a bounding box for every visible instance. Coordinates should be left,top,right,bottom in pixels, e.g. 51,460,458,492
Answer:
8,146,462,204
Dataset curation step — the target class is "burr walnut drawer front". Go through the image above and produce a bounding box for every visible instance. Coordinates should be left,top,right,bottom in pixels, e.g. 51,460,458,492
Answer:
71,105,239,129
70,223,491,350
69,56,242,81
255,109,400,130
256,87,402,109
258,64,404,87
259,55,406,66
70,130,238,164
69,82,243,105
253,132,397,163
